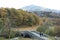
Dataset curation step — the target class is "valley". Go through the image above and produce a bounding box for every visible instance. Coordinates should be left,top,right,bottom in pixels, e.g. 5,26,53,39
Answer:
0,5,60,40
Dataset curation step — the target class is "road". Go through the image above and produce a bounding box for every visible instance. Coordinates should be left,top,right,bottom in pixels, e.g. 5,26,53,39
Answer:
20,31,51,40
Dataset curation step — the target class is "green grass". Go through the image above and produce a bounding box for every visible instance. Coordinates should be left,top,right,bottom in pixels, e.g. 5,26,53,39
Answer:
0,37,5,40
0,37,37,40
49,37,55,40
48,36,60,40
0,36,60,40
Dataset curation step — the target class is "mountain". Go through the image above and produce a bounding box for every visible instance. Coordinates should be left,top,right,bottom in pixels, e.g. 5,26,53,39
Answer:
21,5,60,18
21,5,52,12
21,5,60,13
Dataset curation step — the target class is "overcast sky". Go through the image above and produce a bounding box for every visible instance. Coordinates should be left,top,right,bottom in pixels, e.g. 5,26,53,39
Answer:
0,0,60,10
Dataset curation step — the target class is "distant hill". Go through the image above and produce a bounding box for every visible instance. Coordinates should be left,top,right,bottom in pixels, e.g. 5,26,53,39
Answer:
21,5,60,18
0,8,41,28
21,5,51,12
21,5,60,13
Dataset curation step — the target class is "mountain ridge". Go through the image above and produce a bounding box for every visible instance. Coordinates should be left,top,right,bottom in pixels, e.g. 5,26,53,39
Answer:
21,5,60,18
21,5,60,13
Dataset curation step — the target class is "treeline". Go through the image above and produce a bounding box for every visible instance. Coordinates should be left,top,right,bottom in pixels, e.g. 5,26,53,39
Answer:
0,8,41,28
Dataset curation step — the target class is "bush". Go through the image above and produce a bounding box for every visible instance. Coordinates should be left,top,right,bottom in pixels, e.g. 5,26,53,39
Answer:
6,31,16,38
45,27,55,36
45,26,60,37
0,18,3,30
37,25,60,37
37,25,48,33
54,26,60,37
0,31,16,38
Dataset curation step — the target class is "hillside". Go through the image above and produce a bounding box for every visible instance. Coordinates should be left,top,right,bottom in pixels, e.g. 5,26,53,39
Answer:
0,8,41,28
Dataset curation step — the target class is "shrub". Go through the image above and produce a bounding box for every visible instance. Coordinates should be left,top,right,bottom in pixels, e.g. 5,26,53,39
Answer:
45,27,55,36
37,25,60,37
6,31,16,38
45,26,60,37
1,31,16,38
37,25,48,33
54,26,60,37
